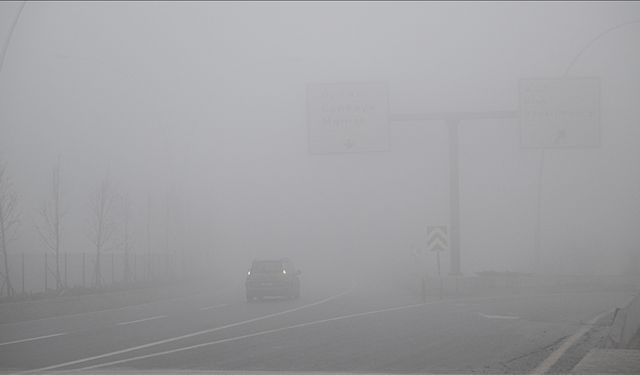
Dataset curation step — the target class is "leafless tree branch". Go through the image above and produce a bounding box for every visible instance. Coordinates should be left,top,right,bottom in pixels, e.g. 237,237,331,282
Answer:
35,160,64,289
0,161,19,296
87,173,118,288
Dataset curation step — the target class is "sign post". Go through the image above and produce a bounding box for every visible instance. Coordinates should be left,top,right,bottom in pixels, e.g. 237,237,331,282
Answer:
448,119,461,276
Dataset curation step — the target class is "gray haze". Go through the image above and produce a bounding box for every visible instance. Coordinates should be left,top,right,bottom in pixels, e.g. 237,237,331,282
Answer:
1,1,640,287
2,3,640,374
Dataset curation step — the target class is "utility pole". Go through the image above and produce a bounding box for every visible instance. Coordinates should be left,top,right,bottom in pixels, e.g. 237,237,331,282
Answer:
448,119,461,276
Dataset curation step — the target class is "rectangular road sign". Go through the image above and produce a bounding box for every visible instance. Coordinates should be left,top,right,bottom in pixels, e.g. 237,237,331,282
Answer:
427,225,448,252
519,77,600,149
307,82,389,154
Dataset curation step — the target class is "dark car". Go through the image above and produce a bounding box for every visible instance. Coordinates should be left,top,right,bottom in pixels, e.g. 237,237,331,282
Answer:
245,258,301,301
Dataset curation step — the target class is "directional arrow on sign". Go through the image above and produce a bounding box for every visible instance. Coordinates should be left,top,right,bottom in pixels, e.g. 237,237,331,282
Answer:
430,242,447,252
344,138,356,149
427,225,448,252
429,240,447,252
553,129,567,145
428,232,447,246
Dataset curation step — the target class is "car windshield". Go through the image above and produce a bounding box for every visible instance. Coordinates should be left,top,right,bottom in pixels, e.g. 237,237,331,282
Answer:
1,2,639,375
251,261,284,274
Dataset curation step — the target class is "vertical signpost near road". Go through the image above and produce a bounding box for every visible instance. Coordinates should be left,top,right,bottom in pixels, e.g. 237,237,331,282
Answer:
427,225,448,299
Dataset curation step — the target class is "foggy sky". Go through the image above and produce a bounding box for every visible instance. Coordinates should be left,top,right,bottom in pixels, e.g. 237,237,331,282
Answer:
1,1,639,280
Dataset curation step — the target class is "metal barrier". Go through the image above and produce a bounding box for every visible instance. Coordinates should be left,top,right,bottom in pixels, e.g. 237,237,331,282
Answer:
607,291,640,348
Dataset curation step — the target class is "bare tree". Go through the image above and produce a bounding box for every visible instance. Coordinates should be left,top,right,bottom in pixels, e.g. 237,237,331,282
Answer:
35,158,65,290
88,175,117,288
0,162,19,297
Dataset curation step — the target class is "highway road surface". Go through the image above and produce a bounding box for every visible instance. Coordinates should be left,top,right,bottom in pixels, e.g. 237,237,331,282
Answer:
0,276,634,374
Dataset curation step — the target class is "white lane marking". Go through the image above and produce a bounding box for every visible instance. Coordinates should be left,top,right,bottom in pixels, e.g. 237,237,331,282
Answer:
82,293,617,370
0,333,67,347
116,315,167,326
0,290,212,327
200,303,229,311
529,309,613,375
18,288,620,374
79,301,432,370
21,284,355,374
478,313,520,320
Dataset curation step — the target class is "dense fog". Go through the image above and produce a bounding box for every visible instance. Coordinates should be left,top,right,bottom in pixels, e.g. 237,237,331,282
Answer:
1,1,639,295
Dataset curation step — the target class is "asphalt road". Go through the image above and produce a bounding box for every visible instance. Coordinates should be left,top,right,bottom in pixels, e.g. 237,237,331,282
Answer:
0,276,634,374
